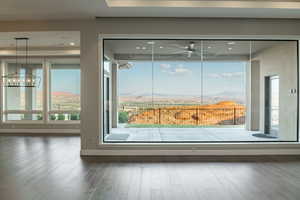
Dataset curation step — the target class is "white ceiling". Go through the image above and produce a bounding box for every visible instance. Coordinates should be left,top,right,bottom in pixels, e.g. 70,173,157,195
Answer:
0,32,80,56
106,0,300,9
1,0,300,20
104,39,290,61
0,32,80,48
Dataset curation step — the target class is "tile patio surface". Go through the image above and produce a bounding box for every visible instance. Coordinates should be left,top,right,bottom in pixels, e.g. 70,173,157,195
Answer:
105,128,279,142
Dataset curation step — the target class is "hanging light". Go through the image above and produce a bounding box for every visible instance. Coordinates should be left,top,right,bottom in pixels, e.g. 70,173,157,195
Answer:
2,37,40,87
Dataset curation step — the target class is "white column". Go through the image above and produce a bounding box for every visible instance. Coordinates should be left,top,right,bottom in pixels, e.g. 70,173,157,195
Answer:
246,60,260,131
111,62,118,128
80,26,101,150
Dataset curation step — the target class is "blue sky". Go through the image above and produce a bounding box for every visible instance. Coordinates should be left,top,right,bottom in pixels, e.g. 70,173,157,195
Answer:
51,69,80,94
118,61,246,97
14,68,80,95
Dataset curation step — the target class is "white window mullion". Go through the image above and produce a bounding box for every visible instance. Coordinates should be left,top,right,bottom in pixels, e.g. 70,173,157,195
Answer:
44,59,50,123
0,60,3,124
1,61,7,122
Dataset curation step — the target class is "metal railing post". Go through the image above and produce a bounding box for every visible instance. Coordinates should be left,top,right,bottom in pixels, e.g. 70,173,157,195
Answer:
233,107,236,125
196,108,199,125
158,108,161,125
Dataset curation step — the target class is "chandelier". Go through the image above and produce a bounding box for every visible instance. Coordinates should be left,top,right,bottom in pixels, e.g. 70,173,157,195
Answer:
2,37,40,87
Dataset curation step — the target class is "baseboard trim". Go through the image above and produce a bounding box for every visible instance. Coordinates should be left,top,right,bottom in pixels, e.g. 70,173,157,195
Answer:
0,129,80,135
80,148,300,156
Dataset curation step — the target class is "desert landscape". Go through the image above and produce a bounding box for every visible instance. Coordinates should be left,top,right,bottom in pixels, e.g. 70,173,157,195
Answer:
125,101,245,126
51,91,80,110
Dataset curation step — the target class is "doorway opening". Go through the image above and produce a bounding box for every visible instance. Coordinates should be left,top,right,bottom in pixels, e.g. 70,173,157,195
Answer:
264,75,279,136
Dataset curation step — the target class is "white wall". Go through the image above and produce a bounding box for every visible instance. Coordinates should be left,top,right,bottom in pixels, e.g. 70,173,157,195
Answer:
0,18,300,154
252,42,298,141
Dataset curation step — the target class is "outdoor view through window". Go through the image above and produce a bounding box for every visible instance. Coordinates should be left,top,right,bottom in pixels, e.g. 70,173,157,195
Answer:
2,58,80,122
0,32,80,123
49,61,80,121
103,39,298,143
3,62,43,121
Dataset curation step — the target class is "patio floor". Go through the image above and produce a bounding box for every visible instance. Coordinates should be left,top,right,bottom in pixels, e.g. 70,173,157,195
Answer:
105,128,279,142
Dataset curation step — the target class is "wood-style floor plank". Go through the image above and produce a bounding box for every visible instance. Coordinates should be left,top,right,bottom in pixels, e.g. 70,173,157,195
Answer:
1,136,300,200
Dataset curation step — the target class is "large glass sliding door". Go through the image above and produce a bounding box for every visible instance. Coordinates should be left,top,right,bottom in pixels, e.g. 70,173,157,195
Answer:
102,39,298,143
202,41,248,128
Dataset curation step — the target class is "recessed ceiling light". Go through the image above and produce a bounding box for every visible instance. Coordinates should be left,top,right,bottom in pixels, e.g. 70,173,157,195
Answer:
228,47,233,50
69,42,75,46
159,46,163,49
136,46,141,50
147,41,155,45
227,42,235,45
207,46,212,49
142,47,146,50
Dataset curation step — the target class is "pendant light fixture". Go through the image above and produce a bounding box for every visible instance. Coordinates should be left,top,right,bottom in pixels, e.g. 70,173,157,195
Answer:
2,37,40,87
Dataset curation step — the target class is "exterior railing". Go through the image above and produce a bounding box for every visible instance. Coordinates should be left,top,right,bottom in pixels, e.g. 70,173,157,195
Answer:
128,107,245,126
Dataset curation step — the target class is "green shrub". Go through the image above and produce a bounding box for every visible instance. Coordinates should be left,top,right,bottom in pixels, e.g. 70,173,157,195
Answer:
57,114,65,121
118,112,128,123
37,115,43,120
70,114,79,120
50,115,56,120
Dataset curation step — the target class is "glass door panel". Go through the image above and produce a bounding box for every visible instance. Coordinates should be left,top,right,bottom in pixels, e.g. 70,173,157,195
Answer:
102,39,298,143
270,75,279,135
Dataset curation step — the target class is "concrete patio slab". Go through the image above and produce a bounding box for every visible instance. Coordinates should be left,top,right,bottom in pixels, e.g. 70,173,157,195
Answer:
105,128,279,142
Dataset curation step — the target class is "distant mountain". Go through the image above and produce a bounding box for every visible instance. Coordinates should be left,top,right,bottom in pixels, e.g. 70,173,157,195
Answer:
120,91,245,105
119,92,188,97
52,91,79,97
120,91,244,98
51,91,80,110
210,91,244,98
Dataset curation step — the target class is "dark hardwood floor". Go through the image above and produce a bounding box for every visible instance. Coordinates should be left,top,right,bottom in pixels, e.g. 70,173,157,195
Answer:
1,136,300,200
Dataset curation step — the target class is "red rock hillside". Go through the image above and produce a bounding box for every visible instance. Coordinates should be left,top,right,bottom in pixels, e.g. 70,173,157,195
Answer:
129,101,245,126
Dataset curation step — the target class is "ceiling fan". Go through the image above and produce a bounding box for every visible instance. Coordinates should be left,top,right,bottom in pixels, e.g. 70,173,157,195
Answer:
163,41,216,58
186,42,196,58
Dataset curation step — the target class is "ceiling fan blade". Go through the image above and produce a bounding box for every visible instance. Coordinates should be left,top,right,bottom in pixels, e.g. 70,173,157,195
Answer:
165,43,189,51
159,49,186,54
162,50,189,54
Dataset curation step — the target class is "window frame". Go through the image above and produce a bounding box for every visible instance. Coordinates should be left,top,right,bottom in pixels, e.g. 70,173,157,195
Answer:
0,57,81,124
100,37,300,144
47,59,81,124
1,58,45,124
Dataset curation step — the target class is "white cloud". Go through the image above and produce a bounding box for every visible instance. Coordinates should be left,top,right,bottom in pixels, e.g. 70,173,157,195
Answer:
208,72,244,79
160,63,191,76
208,73,222,78
160,63,171,70
169,67,191,75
